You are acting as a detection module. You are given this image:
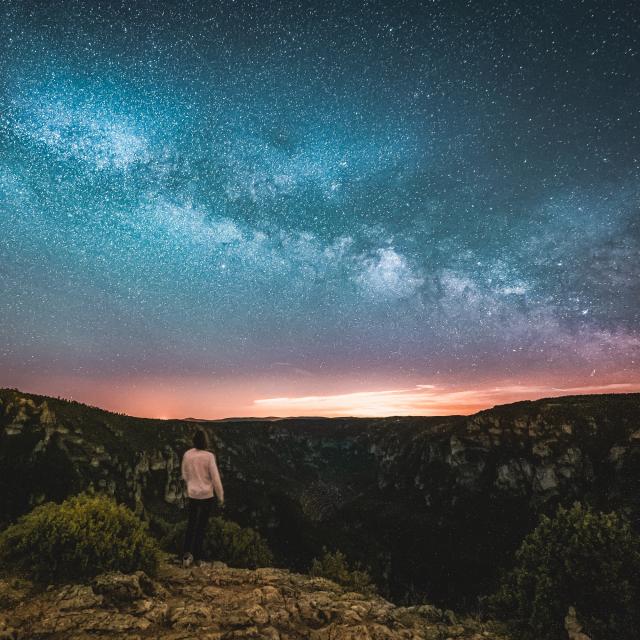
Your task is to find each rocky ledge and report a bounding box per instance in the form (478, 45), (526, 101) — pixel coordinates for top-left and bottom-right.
(0, 560), (509, 640)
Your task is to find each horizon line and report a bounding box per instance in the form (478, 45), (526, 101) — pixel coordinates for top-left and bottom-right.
(3, 382), (640, 422)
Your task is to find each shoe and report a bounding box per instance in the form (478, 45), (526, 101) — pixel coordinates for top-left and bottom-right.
(182, 552), (194, 569)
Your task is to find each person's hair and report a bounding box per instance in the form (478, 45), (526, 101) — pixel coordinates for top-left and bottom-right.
(193, 429), (208, 450)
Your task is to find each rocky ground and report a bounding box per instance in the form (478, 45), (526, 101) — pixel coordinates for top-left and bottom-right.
(0, 559), (510, 640)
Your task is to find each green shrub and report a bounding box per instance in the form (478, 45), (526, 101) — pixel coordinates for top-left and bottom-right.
(487, 502), (640, 640)
(162, 517), (274, 569)
(0, 493), (160, 583)
(310, 547), (376, 595)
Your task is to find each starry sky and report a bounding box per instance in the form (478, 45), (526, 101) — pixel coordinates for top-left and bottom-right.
(1, 0), (639, 418)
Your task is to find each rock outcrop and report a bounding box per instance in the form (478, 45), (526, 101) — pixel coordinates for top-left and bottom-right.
(564, 606), (592, 640)
(0, 560), (510, 640)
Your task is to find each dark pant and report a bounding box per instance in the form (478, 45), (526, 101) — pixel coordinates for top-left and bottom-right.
(182, 496), (215, 562)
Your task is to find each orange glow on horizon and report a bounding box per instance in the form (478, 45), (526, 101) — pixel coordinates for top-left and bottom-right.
(253, 382), (640, 417)
(7, 374), (640, 420)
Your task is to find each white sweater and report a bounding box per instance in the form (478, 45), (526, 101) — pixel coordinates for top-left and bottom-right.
(181, 448), (225, 502)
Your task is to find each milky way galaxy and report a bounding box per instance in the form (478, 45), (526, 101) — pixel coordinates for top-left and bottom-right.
(1, 0), (639, 418)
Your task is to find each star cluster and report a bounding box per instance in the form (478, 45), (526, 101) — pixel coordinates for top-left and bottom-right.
(1, 0), (639, 417)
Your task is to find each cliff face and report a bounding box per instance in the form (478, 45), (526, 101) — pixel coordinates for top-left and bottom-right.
(1, 388), (639, 606)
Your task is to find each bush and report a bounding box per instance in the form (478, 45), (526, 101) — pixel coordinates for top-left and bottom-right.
(310, 547), (376, 595)
(162, 516), (274, 569)
(487, 502), (640, 640)
(0, 493), (160, 583)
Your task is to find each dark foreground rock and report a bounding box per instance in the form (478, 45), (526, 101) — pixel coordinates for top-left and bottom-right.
(0, 560), (510, 639)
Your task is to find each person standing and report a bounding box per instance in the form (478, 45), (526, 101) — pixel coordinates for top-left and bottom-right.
(180, 429), (225, 568)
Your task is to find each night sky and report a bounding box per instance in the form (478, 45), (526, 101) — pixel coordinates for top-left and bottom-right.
(1, 0), (639, 418)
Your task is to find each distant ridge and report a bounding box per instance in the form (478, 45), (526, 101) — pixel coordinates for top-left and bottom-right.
(183, 415), (339, 422)
(183, 416), (284, 422)
(2, 386), (640, 422)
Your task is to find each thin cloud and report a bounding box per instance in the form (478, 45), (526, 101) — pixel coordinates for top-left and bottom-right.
(254, 382), (640, 417)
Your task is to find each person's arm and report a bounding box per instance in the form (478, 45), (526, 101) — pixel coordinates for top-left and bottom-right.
(209, 453), (224, 505)
(181, 452), (189, 483)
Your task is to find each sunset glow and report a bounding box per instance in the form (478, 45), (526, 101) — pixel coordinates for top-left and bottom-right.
(5, 373), (639, 420)
(254, 383), (640, 417)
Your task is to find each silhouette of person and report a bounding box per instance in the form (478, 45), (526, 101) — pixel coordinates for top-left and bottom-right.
(180, 429), (225, 567)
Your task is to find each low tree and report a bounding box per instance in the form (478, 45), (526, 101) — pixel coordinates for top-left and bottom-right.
(310, 547), (376, 595)
(0, 493), (160, 582)
(162, 517), (274, 569)
(488, 502), (640, 640)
